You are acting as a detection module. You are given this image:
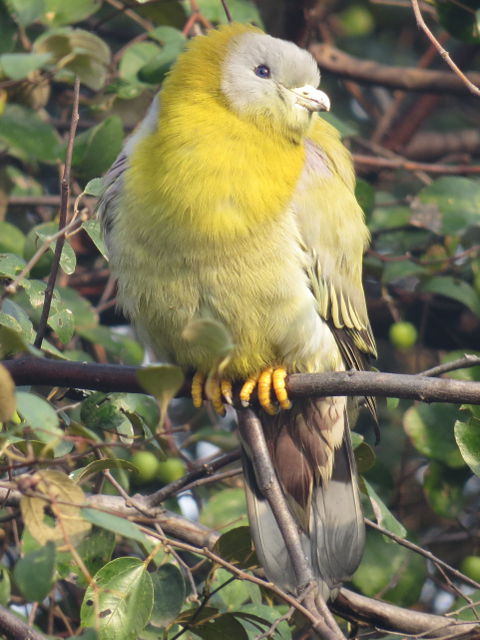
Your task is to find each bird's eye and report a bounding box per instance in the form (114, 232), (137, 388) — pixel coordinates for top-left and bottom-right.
(254, 64), (271, 79)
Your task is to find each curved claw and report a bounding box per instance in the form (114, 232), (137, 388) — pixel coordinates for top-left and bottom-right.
(205, 375), (226, 416)
(272, 367), (292, 410)
(239, 367), (292, 415)
(191, 371), (205, 409)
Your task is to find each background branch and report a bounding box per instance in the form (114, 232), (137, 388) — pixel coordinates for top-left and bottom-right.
(309, 43), (480, 94)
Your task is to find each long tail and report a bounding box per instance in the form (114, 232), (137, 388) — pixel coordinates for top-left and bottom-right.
(242, 397), (365, 599)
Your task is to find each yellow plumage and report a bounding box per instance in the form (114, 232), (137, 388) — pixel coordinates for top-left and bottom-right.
(99, 22), (375, 598)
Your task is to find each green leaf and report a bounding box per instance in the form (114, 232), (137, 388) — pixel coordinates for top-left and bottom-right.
(382, 259), (426, 284)
(436, 0), (480, 44)
(13, 541), (56, 602)
(72, 116), (123, 181)
(82, 219), (108, 259)
(418, 177), (480, 235)
(199, 0), (263, 25)
(48, 305), (75, 343)
(81, 508), (151, 546)
(119, 41), (162, 86)
(403, 403), (466, 467)
(355, 442), (376, 473)
(78, 325), (144, 365)
(79, 392), (134, 444)
(362, 478), (406, 538)
(0, 223), (25, 255)
(0, 567), (11, 606)
(136, 364), (184, 426)
(352, 530), (426, 606)
(423, 462), (470, 518)
(210, 568), (250, 610)
(235, 606), (291, 638)
(0, 252), (26, 278)
(0, 52), (51, 79)
(0, 299), (35, 346)
(0, 104), (62, 164)
(454, 416), (480, 476)
(419, 276), (480, 318)
(177, 609), (249, 640)
(0, 364), (16, 422)
(182, 318), (234, 368)
(5, 0), (45, 26)
(322, 111), (358, 137)
(0, 2), (18, 52)
(81, 557), (153, 640)
(16, 391), (62, 442)
(200, 488), (248, 532)
(84, 177), (104, 197)
(33, 27), (111, 90)
(214, 527), (256, 567)
(74, 458), (138, 483)
(42, 0), (101, 26)
(150, 563), (185, 628)
(57, 526), (115, 587)
(58, 285), (98, 330)
(138, 27), (185, 84)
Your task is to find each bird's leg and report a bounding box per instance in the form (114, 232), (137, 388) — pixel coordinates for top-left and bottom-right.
(240, 366), (292, 415)
(191, 371), (233, 415)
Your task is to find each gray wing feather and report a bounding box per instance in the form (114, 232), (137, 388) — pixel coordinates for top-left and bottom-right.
(97, 93), (161, 245)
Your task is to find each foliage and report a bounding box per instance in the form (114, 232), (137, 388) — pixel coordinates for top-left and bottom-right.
(0, 0), (479, 638)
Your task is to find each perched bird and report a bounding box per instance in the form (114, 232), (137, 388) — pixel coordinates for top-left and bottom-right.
(98, 22), (376, 599)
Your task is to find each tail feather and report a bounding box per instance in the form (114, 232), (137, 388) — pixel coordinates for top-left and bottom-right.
(242, 399), (364, 599)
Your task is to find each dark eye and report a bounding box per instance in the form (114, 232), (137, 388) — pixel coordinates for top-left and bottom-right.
(254, 64), (271, 79)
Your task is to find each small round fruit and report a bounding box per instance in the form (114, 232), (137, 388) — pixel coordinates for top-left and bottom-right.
(156, 457), (186, 484)
(131, 451), (160, 485)
(460, 555), (480, 582)
(389, 321), (418, 350)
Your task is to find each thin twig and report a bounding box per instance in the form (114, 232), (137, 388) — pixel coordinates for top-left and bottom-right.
(410, 0), (480, 97)
(354, 154), (480, 175)
(34, 77), (80, 349)
(220, 0), (232, 23)
(365, 519), (480, 591)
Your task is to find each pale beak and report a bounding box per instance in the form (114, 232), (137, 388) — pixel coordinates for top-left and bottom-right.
(291, 85), (331, 112)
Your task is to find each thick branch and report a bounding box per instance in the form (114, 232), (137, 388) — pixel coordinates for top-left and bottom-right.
(309, 43), (480, 94)
(334, 589), (479, 639)
(3, 357), (480, 405)
(0, 605), (47, 640)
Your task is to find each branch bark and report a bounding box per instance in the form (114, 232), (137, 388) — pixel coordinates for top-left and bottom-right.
(309, 43), (480, 94)
(3, 357), (480, 405)
(0, 605), (47, 640)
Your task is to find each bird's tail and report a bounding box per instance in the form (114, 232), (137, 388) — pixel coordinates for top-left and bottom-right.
(242, 397), (365, 599)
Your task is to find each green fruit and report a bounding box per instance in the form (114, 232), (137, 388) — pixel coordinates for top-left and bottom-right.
(339, 5), (374, 37)
(460, 555), (480, 582)
(131, 451), (160, 485)
(389, 321), (418, 350)
(156, 457), (186, 484)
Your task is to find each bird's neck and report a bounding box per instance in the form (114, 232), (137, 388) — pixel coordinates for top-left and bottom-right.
(127, 96), (306, 239)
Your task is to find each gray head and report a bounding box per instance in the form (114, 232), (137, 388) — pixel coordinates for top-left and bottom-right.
(221, 30), (330, 140)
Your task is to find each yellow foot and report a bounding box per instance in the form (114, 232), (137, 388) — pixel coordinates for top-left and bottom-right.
(239, 367), (292, 416)
(191, 372), (233, 415)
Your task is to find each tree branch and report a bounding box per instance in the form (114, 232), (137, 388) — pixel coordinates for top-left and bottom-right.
(3, 357), (480, 405)
(0, 605), (47, 640)
(309, 43), (480, 94)
(34, 76), (80, 349)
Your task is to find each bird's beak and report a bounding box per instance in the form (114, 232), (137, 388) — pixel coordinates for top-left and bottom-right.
(291, 85), (331, 112)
